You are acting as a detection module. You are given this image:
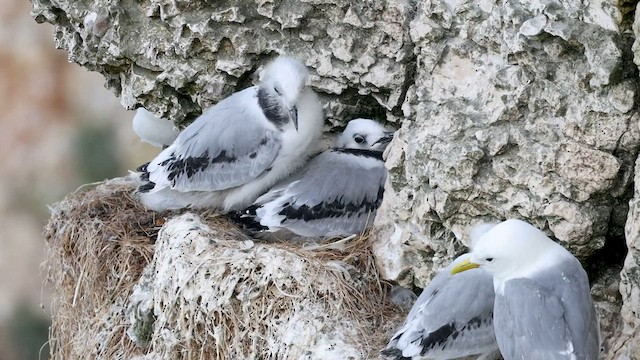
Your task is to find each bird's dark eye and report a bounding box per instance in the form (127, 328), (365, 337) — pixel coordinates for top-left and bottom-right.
(274, 86), (282, 95)
(486, 257), (494, 262)
(354, 135), (365, 144)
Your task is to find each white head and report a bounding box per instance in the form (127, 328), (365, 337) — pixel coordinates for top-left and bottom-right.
(335, 118), (394, 151)
(259, 56), (309, 129)
(468, 221), (499, 248)
(451, 219), (564, 283)
(132, 108), (179, 148)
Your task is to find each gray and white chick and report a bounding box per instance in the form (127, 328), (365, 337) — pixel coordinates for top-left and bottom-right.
(136, 56), (324, 212)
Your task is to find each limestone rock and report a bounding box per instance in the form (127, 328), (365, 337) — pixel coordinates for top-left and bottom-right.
(125, 213), (392, 359)
(612, 154), (640, 359)
(30, 0), (414, 127)
(373, 0), (639, 287)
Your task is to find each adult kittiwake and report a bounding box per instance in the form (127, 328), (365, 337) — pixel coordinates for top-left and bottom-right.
(451, 219), (601, 360)
(382, 225), (499, 360)
(136, 56), (324, 212)
(132, 108), (180, 148)
(243, 118), (393, 238)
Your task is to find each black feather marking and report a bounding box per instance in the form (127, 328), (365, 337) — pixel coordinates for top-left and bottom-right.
(136, 162), (150, 172)
(379, 348), (411, 360)
(227, 207), (269, 232)
(210, 150), (235, 164)
(417, 315), (488, 354)
(465, 316), (484, 328)
(257, 87), (288, 127)
(138, 181), (156, 193)
(140, 171), (150, 181)
(158, 150), (236, 185)
(419, 323), (457, 354)
(332, 148), (384, 160)
(278, 186), (384, 221)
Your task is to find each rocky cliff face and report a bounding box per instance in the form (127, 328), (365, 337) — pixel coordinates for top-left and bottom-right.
(32, 0), (414, 127)
(32, 0), (640, 358)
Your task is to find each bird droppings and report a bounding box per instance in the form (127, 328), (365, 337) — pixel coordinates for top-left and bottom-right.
(43, 176), (405, 359)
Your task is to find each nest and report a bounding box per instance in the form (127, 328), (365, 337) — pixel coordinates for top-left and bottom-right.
(43, 176), (403, 359)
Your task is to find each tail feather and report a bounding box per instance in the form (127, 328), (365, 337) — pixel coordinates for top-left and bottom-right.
(136, 162), (150, 172)
(227, 206), (268, 232)
(379, 348), (410, 360)
(138, 181), (156, 193)
(136, 161), (153, 191)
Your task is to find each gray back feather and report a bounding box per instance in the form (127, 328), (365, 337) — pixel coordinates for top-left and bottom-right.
(495, 258), (600, 359)
(148, 87), (282, 192)
(254, 148), (386, 237)
(386, 254), (497, 358)
(276, 149), (384, 206)
(408, 254), (495, 335)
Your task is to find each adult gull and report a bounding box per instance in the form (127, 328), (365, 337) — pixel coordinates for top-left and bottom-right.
(451, 219), (601, 360)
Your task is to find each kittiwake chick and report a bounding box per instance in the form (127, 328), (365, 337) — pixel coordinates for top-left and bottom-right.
(244, 118), (393, 238)
(136, 56), (324, 212)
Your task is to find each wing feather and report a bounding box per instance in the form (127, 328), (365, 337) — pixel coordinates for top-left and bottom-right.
(146, 87), (282, 192)
(495, 259), (600, 359)
(254, 149), (386, 236)
(386, 254), (497, 359)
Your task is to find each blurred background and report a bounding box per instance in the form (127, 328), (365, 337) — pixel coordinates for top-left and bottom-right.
(0, 2), (161, 358)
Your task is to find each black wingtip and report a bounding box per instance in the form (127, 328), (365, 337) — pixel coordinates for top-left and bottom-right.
(138, 181), (156, 193)
(420, 323), (457, 355)
(227, 207), (268, 232)
(380, 348), (410, 360)
(136, 162), (150, 172)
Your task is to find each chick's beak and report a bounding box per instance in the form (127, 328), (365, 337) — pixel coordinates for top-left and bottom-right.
(373, 131), (395, 145)
(450, 259), (481, 275)
(289, 105), (298, 131)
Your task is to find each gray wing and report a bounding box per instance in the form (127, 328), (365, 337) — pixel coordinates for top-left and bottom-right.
(495, 258), (600, 359)
(384, 254), (497, 359)
(254, 149), (386, 237)
(146, 87), (281, 192)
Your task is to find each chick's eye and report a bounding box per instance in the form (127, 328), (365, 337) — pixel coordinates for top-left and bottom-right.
(274, 86), (282, 95)
(354, 135), (365, 144)
(486, 257), (494, 262)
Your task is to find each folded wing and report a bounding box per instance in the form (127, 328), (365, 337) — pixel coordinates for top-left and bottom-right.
(144, 89), (282, 193)
(254, 149), (386, 237)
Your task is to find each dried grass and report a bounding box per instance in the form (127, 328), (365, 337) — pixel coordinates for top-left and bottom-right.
(43, 176), (404, 360)
(43, 177), (161, 359)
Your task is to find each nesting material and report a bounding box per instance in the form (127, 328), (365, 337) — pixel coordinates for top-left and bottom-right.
(43, 177), (161, 359)
(44, 176), (401, 359)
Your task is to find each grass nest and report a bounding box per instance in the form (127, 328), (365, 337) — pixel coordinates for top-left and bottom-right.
(43, 176), (404, 359)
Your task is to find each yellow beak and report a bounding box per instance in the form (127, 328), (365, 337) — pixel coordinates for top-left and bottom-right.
(450, 258), (481, 275)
